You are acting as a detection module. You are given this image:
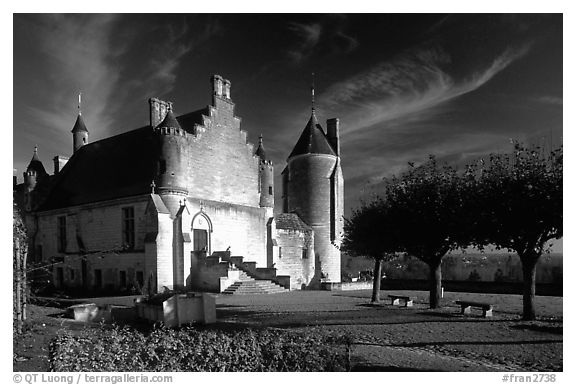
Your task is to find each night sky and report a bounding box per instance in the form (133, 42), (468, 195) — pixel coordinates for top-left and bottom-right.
(13, 14), (563, 225)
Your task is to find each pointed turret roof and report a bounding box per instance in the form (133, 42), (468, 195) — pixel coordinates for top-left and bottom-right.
(157, 109), (182, 130)
(254, 134), (268, 161)
(71, 114), (88, 133)
(288, 111), (336, 159)
(26, 146), (48, 176)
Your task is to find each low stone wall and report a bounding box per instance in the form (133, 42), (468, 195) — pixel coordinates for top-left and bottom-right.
(320, 281), (374, 291)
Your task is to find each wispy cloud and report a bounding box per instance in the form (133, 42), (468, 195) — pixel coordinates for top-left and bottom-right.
(286, 16), (358, 64)
(320, 44), (531, 135)
(23, 14), (122, 140)
(134, 19), (222, 97)
(534, 95), (563, 105)
(287, 22), (322, 63)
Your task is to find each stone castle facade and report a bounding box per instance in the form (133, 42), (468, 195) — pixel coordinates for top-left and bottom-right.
(14, 74), (344, 294)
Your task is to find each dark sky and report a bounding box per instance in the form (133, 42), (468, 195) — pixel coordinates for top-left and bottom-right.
(13, 14), (562, 224)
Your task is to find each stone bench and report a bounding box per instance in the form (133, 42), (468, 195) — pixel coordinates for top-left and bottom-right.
(388, 295), (413, 307)
(455, 300), (493, 317)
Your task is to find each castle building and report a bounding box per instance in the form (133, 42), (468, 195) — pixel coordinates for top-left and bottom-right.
(14, 74), (343, 294)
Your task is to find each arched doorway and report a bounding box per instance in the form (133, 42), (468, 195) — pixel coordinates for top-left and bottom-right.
(191, 211), (212, 257)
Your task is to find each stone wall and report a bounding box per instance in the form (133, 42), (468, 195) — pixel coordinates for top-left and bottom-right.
(185, 197), (269, 267)
(268, 217), (315, 290)
(34, 196), (150, 291)
(185, 98), (261, 208)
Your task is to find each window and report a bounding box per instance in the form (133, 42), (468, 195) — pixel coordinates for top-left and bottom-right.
(268, 186), (273, 195)
(136, 271), (144, 288)
(122, 207), (135, 249)
(278, 247), (282, 259)
(302, 248), (308, 259)
(70, 269), (75, 281)
(57, 216), (66, 252)
(119, 271), (127, 288)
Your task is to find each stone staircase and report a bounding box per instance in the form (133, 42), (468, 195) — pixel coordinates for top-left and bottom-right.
(222, 270), (289, 295)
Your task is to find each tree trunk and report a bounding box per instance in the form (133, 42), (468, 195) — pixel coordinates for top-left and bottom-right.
(428, 259), (442, 309)
(521, 255), (538, 321)
(371, 258), (383, 303)
(14, 238), (23, 334)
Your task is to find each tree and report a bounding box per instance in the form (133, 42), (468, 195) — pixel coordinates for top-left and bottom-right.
(342, 198), (399, 303)
(13, 202), (28, 334)
(471, 143), (562, 320)
(384, 156), (466, 308)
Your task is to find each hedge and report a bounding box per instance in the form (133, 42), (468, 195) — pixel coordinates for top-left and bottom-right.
(50, 325), (350, 371)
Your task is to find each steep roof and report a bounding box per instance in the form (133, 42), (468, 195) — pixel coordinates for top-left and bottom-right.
(254, 135), (268, 161)
(39, 126), (158, 210)
(275, 213), (312, 232)
(35, 106), (237, 211)
(288, 111), (336, 159)
(71, 114), (88, 133)
(157, 109), (182, 130)
(175, 107), (210, 134)
(26, 148), (48, 176)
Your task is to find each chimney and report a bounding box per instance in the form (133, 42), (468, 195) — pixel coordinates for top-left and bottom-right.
(326, 118), (340, 156)
(223, 79), (231, 99)
(149, 98), (173, 128)
(211, 75), (224, 98)
(53, 156), (69, 175)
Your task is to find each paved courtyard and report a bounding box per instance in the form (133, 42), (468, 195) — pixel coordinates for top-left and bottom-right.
(215, 290), (563, 371)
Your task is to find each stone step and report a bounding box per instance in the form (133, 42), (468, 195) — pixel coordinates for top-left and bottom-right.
(222, 279), (288, 295)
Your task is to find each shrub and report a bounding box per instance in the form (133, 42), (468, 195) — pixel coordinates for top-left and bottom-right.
(50, 325), (350, 372)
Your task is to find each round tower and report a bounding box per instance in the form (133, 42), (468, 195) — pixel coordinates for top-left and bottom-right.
(24, 146), (47, 190)
(153, 107), (189, 214)
(71, 113), (89, 153)
(23, 146), (48, 210)
(284, 109), (343, 285)
(255, 135), (274, 208)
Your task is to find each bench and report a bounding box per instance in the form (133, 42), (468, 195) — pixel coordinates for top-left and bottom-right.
(388, 295), (413, 307)
(455, 300), (493, 317)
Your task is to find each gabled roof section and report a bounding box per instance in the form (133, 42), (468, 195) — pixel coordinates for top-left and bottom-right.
(148, 194), (170, 215)
(71, 114), (88, 133)
(288, 111), (336, 159)
(176, 107), (210, 134)
(275, 213), (313, 232)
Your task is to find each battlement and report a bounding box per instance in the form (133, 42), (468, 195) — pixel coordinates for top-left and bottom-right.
(155, 125), (187, 137)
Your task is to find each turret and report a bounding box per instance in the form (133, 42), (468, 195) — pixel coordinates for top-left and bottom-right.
(72, 93), (88, 153)
(152, 103), (188, 214)
(71, 114), (89, 153)
(283, 104), (344, 285)
(255, 134), (274, 208)
(23, 146), (48, 211)
(24, 146), (47, 192)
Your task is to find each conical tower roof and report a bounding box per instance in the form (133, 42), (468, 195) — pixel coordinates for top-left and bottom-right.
(254, 135), (268, 161)
(288, 110), (336, 159)
(157, 109), (182, 130)
(71, 114), (88, 133)
(26, 147), (48, 176)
